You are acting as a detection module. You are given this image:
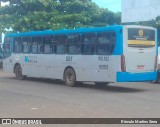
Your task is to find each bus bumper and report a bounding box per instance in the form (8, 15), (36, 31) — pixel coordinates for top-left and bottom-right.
(116, 71), (158, 82)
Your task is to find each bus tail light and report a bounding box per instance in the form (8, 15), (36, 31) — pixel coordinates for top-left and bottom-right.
(121, 55), (126, 72)
(154, 55), (158, 71)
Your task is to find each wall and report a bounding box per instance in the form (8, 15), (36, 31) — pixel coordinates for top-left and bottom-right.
(122, 0), (160, 23)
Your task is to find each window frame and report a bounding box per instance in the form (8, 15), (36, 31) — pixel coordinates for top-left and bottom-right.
(66, 34), (81, 55)
(14, 37), (22, 53)
(32, 36), (43, 54)
(55, 34), (67, 54)
(3, 37), (12, 54)
(43, 35), (55, 54)
(97, 31), (116, 55)
(22, 36), (32, 54)
(81, 32), (97, 55)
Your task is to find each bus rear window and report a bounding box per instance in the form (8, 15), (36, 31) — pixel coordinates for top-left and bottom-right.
(128, 28), (155, 48)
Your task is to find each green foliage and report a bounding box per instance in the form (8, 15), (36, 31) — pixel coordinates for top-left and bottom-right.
(0, 0), (121, 32)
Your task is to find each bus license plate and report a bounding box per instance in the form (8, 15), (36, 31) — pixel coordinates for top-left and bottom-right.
(137, 65), (145, 69)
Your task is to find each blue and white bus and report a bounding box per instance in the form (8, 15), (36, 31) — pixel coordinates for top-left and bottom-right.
(2, 25), (158, 86)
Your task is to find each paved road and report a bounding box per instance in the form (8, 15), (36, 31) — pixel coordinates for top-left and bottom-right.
(0, 68), (160, 127)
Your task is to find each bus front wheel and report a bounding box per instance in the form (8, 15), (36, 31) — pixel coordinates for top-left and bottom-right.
(64, 68), (76, 87)
(15, 65), (25, 80)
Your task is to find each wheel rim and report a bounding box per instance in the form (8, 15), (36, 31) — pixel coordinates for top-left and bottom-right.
(67, 72), (73, 83)
(64, 68), (76, 86)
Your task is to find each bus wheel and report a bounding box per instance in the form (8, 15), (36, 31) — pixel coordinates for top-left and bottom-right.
(15, 65), (25, 80)
(95, 82), (109, 87)
(64, 68), (76, 87)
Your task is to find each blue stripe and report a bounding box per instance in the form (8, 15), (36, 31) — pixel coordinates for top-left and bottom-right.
(117, 71), (158, 82)
(5, 25), (124, 55)
(5, 25), (123, 37)
(112, 28), (123, 55)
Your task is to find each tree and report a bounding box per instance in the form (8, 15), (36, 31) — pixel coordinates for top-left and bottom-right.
(0, 0), (121, 32)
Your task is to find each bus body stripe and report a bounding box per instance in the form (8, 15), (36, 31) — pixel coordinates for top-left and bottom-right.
(117, 71), (157, 82)
(128, 40), (155, 46)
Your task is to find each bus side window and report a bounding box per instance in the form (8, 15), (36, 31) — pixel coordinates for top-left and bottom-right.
(97, 32), (114, 55)
(55, 35), (66, 54)
(14, 37), (22, 53)
(67, 34), (80, 55)
(44, 35), (54, 54)
(82, 33), (96, 55)
(22, 37), (32, 53)
(32, 36), (43, 54)
(3, 37), (12, 58)
(111, 32), (116, 53)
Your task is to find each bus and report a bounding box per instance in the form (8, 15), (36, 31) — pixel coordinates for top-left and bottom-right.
(2, 25), (158, 86)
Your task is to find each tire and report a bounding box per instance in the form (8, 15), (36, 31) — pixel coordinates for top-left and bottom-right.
(15, 65), (25, 80)
(64, 68), (76, 87)
(95, 82), (109, 87)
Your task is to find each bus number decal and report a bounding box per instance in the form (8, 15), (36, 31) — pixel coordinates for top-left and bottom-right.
(98, 56), (109, 61)
(66, 56), (73, 62)
(99, 65), (108, 69)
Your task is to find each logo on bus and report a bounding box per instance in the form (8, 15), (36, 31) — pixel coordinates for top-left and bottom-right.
(24, 56), (37, 63)
(138, 29), (144, 37)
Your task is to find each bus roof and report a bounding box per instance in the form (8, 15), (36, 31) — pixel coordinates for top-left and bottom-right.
(5, 25), (123, 37)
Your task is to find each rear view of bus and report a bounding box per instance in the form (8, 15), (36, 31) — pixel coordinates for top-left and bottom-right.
(117, 26), (157, 82)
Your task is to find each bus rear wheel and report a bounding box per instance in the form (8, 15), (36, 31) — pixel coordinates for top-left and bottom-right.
(64, 68), (76, 87)
(15, 65), (25, 80)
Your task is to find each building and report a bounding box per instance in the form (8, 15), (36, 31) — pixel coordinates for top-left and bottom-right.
(122, 0), (160, 23)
